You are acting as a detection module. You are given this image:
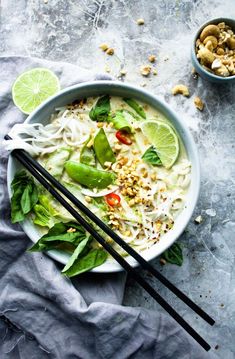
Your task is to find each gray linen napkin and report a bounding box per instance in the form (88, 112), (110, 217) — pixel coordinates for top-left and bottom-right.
(0, 56), (214, 359)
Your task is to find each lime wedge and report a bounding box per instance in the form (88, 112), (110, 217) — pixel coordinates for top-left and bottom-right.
(140, 120), (179, 168)
(12, 68), (60, 114)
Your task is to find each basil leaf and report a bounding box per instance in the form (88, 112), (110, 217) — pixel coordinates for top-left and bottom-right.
(89, 95), (110, 122)
(63, 248), (108, 277)
(108, 110), (132, 133)
(142, 146), (162, 166)
(11, 186), (25, 223)
(11, 170), (38, 223)
(123, 98), (146, 119)
(162, 243), (183, 266)
(62, 236), (91, 272)
(28, 222), (87, 252)
(20, 185), (32, 214)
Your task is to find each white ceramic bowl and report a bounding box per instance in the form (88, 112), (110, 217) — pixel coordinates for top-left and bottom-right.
(7, 81), (200, 272)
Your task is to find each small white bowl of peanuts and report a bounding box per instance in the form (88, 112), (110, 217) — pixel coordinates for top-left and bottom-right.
(191, 18), (235, 83)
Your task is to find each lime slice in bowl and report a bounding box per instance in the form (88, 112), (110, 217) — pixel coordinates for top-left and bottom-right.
(12, 68), (60, 114)
(140, 120), (179, 169)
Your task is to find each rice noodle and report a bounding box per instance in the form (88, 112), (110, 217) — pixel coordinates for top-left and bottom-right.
(4, 99), (191, 255)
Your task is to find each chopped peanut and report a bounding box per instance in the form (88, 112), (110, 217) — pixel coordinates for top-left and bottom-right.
(106, 48), (114, 55)
(104, 161), (112, 168)
(129, 199), (135, 207)
(194, 215), (203, 224)
(194, 96), (204, 111)
(132, 149), (139, 155)
(140, 65), (151, 76)
(114, 144), (122, 151)
(99, 43), (109, 51)
(148, 55), (156, 63)
(67, 227), (76, 233)
(137, 18), (145, 25)
(119, 157), (128, 166)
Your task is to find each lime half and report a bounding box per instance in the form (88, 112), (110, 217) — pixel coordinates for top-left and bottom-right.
(140, 120), (179, 169)
(12, 68), (60, 114)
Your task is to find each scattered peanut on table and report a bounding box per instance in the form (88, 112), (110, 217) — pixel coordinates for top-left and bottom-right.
(196, 22), (235, 77)
(136, 18), (145, 25)
(148, 55), (156, 63)
(194, 96), (204, 111)
(171, 84), (189, 97)
(140, 65), (152, 76)
(106, 48), (114, 56)
(99, 43), (109, 51)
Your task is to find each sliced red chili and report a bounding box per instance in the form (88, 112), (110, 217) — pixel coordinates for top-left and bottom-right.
(105, 193), (121, 207)
(115, 130), (132, 145)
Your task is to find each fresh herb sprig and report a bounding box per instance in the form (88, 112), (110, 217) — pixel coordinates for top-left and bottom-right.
(161, 243), (183, 266)
(11, 170), (38, 223)
(142, 146), (162, 166)
(89, 95), (110, 122)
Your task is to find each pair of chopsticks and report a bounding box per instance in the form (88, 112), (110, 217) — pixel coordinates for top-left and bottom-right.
(5, 134), (215, 351)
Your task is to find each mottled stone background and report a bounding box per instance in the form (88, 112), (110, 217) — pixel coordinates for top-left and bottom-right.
(1, 0), (235, 357)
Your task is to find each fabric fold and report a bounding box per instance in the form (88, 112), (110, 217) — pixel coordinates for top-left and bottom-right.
(0, 56), (214, 359)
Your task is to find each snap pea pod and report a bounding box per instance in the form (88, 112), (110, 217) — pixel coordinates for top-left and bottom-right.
(80, 137), (96, 167)
(65, 161), (116, 189)
(93, 128), (116, 168)
(108, 111), (132, 133)
(123, 98), (146, 119)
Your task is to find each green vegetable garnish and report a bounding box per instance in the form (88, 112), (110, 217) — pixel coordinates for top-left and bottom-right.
(45, 148), (71, 179)
(62, 248), (107, 277)
(29, 221), (107, 276)
(61, 236), (91, 273)
(93, 128), (116, 167)
(142, 146), (162, 166)
(162, 243), (183, 266)
(10, 170), (38, 223)
(33, 204), (54, 228)
(29, 222), (87, 252)
(33, 194), (58, 228)
(108, 110), (132, 133)
(65, 161), (116, 189)
(80, 137), (96, 167)
(89, 95), (110, 122)
(123, 98), (146, 119)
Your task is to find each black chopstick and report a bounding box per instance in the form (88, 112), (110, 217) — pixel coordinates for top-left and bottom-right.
(8, 147), (211, 351)
(5, 136), (213, 351)
(5, 135), (215, 327)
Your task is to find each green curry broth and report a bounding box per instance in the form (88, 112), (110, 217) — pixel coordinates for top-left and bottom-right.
(35, 96), (191, 256)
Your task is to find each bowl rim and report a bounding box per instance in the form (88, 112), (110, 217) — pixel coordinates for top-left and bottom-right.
(191, 17), (235, 81)
(7, 80), (201, 273)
